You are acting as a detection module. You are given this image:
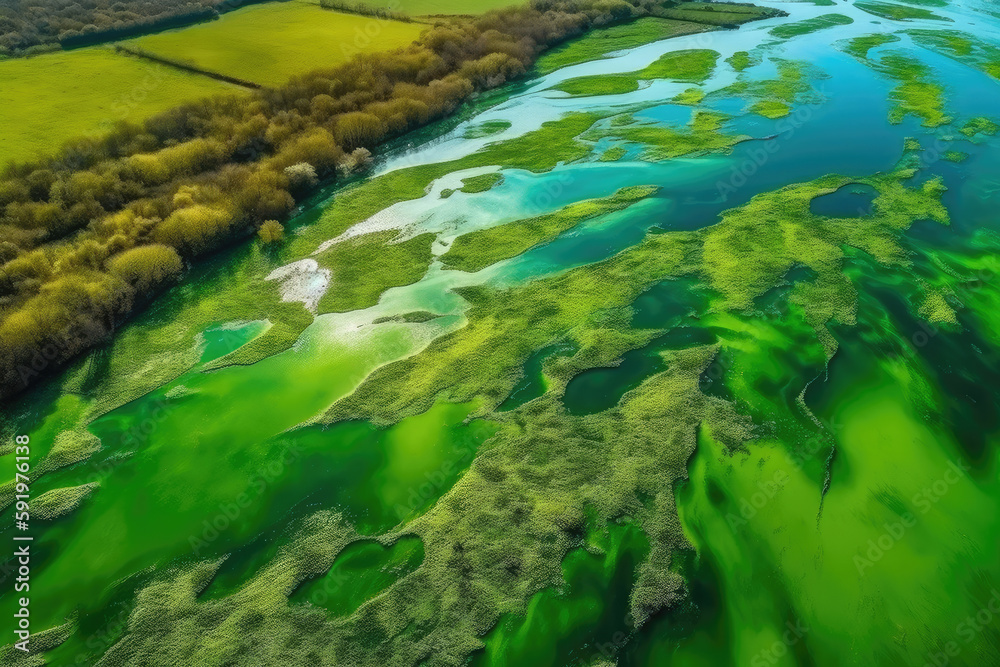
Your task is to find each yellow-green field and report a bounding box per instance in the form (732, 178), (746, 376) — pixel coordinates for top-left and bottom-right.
(127, 1), (426, 87)
(327, 0), (523, 14)
(0, 48), (235, 168)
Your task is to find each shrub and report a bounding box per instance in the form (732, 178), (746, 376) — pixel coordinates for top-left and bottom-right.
(106, 244), (184, 293)
(154, 205), (233, 255)
(284, 163), (319, 193)
(258, 220), (285, 244)
(336, 148), (373, 178)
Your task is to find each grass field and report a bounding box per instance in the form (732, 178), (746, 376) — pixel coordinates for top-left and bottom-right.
(0, 48), (234, 168)
(319, 0), (522, 14)
(127, 1), (426, 87)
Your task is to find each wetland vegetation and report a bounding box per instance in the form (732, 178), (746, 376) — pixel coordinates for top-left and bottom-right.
(2, 0), (1000, 665)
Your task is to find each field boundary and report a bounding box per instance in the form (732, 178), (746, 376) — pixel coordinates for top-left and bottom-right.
(317, 0), (414, 22)
(114, 44), (262, 89)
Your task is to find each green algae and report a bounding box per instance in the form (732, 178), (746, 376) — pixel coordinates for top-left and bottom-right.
(442, 173), (503, 198)
(671, 302), (1000, 665)
(880, 53), (952, 127)
(497, 342), (577, 412)
(960, 117), (1000, 137)
(534, 17), (711, 75)
(641, 49), (719, 82)
(908, 28), (974, 56)
(725, 58), (824, 119)
(463, 120), (511, 139)
(16, 151), (968, 665)
(554, 74), (639, 97)
(324, 165), (947, 429)
(458, 172), (503, 194)
(658, 1), (778, 26)
(591, 110), (745, 160)
(440, 186), (659, 273)
(0, 112), (613, 533)
(84, 345), (738, 666)
(37, 429), (102, 476)
(672, 86), (706, 105)
(470, 521), (650, 666)
(372, 311), (441, 324)
(907, 29), (1000, 81)
(8, 12), (1000, 660)
(749, 99), (791, 119)
(598, 145), (627, 161)
(725, 50), (758, 72)
(855, 0), (951, 21)
(841, 33), (901, 59)
(768, 13), (853, 39)
(700, 172), (948, 314)
(845, 45), (953, 128)
(554, 49), (719, 97)
(290, 112), (607, 258)
(30, 482), (99, 521)
(314, 232), (434, 314)
(289, 535), (425, 617)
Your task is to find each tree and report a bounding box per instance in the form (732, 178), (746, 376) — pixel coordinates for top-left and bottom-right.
(284, 163), (319, 194)
(336, 148), (373, 178)
(258, 220), (285, 244)
(106, 244), (183, 293)
(334, 112), (386, 150)
(154, 204), (233, 254)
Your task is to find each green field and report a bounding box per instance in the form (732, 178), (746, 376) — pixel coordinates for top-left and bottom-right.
(127, 1), (427, 87)
(0, 48), (234, 168)
(0, 1), (431, 166)
(322, 0), (522, 14)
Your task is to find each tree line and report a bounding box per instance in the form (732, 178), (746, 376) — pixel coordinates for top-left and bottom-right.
(317, 0), (413, 23)
(0, 0), (678, 399)
(0, 0), (267, 55)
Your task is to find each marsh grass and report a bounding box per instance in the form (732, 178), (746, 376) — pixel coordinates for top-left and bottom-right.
(554, 49), (720, 97)
(855, 0), (951, 22)
(440, 186), (659, 273)
(35, 149), (959, 665)
(534, 17), (711, 75)
(769, 13), (852, 39)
